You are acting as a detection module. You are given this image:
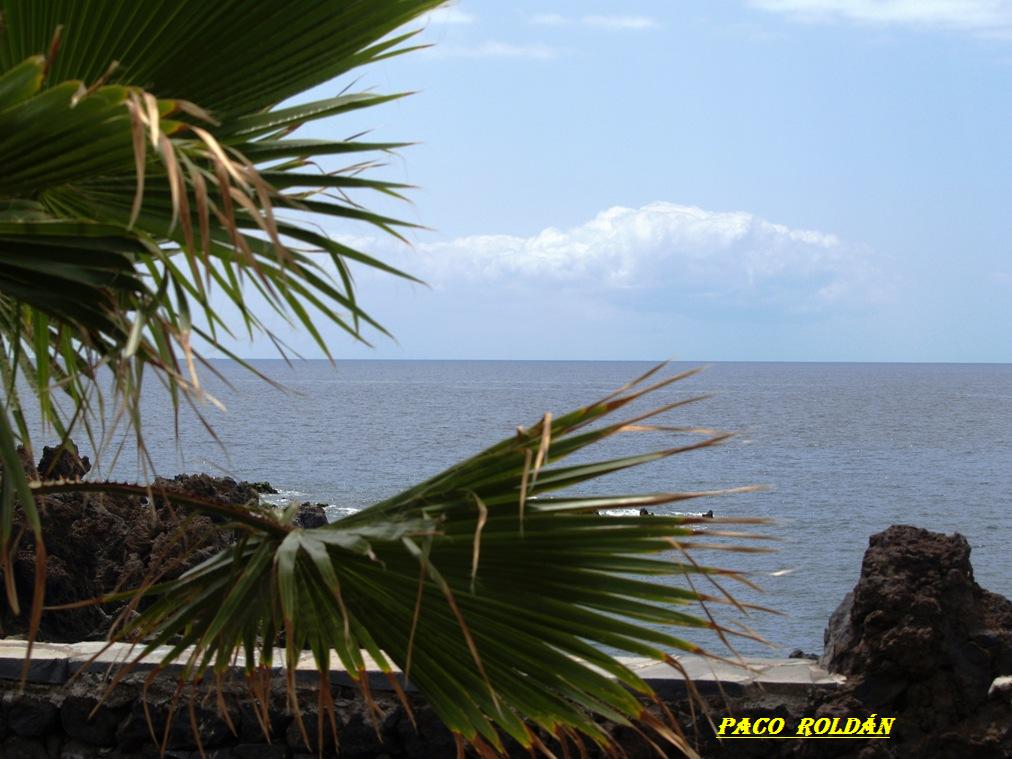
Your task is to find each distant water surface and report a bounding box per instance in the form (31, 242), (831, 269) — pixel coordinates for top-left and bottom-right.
(43, 361), (1012, 657)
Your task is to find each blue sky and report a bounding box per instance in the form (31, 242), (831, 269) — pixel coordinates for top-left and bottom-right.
(225, 1), (1012, 362)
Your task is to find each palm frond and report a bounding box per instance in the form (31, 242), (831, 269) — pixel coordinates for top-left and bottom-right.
(0, 4), (773, 756)
(89, 367), (766, 756)
(0, 0), (440, 607)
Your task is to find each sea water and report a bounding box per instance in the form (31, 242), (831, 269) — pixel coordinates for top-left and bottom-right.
(40, 360), (1012, 657)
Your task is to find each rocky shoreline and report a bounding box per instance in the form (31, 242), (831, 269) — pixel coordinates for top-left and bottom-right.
(694, 525), (1012, 758)
(1, 444), (1010, 757)
(1, 442), (330, 643)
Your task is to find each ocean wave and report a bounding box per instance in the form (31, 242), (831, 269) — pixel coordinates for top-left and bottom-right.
(258, 492), (361, 525)
(598, 508), (712, 519)
(325, 505), (360, 522)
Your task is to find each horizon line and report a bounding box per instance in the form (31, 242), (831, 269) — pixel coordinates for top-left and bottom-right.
(207, 357), (1012, 366)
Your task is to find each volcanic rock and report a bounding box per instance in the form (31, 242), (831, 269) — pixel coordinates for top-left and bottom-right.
(0, 446), (276, 641)
(788, 648), (818, 661)
(36, 441), (91, 481)
(815, 524), (1012, 756)
(294, 502), (329, 529)
(248, 481), (278, 494)
(151, 472), (260, 507)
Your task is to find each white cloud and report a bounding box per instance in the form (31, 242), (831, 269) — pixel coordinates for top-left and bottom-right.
(528, 13), (660, 30)
(420, 5), (476, 24)
(428, 41), (562, 59)
(749, 0), (1012, 37)
(581, 15), (660, 30)
(354, 202), (890, 314)
(530, 12), (567, 26)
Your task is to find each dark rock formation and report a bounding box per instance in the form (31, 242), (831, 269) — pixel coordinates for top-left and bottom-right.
(0, 445), (38, 481)
(814, 525), (1012, 756)
(5, 695), (57, 737)
(248, 481), (278, 494)
(116, 697), (234, 751)
(677, 526), (1012, 758)
(60, 696), (124, 746)
(294, 502), (329, 529)
(819, 589), (855, 670)
(788, 648), (818, 661)
(152, 473), (261, 509)
(36, 441), (91, 481)
(0, 674), (457, 759)
(1, 446), (279, 642)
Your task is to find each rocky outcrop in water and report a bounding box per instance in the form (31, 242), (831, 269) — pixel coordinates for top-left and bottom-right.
(811, 525), (1012, 757)
(294, 502), (329, 529)
(681, 526), (1012, 758)
(151, 472), (261, 511)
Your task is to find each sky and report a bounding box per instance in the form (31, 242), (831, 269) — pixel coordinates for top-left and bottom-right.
(217, 1), (1012, 362)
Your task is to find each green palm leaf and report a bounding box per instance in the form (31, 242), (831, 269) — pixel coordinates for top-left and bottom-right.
(66, 368), (767, 756)
(0, 3), (771, 756)
(0, 0), (441, 553)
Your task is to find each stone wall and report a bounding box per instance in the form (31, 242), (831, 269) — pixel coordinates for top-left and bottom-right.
(0, 644), (835, 759)
(1, 672), (453, 759)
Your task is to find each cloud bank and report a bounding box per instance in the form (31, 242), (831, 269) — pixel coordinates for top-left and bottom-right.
(750, 0), (1012, 37)
(212, 203), (894, 360)
(361, 202), (889, 315)
(530, 13), (660, 30)
(582, 15), (659, 30)
(428, 41), (562, 59)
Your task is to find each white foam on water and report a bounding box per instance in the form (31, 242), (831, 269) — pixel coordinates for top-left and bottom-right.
(325, 505), (360, 522)
(259, 493), (361, 524)
(258, 490), (305, 508)
(598, 509), (711, 518)
(598, 508), (640, 517)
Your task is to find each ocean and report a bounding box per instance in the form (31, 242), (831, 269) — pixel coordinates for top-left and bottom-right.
(52, 360), (1012, 658)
